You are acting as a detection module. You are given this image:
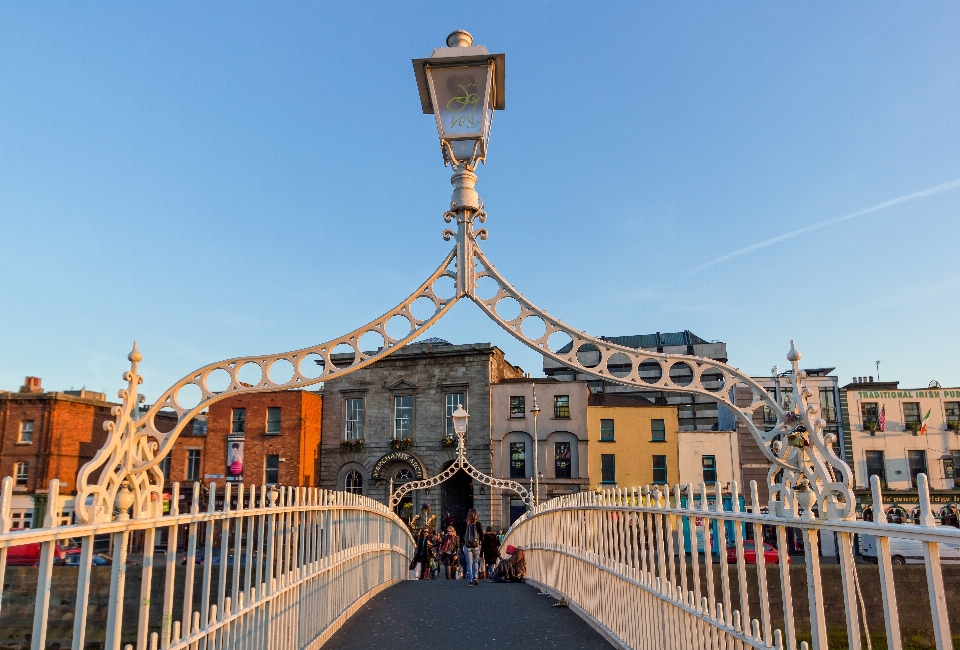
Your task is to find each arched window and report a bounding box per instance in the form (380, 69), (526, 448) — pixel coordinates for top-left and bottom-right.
(395, 468), (414, 482)
(345, 470), (363, 494)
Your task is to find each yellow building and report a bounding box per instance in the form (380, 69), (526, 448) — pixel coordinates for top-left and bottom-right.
(587, 394), (679, 490)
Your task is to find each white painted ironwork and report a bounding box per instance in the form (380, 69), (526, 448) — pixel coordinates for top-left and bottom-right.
(389, 429), (532, 510)
(505, 473), (958, 650)
(0, 475), (412, 650)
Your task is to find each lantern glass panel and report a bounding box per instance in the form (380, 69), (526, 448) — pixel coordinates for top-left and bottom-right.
(428, 64), (492, 139)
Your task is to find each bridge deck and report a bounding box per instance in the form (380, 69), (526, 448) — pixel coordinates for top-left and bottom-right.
(324, 578), (613, 649)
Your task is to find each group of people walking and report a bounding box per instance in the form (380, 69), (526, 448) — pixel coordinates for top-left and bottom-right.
(410, 509), (525, 584)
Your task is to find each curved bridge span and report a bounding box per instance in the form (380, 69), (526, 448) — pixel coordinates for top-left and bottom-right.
(2, 474), (956, 649)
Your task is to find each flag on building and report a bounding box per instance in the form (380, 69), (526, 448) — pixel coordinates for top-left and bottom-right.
(919, 409), (932, 435)
(878, 405), (886, 432)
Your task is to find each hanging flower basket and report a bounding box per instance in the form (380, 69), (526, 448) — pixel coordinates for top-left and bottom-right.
(340, 439), (365, 452)
(949, 421), (960, 434)
(441, 435), (456, 449)
(906, 422), (921, 434)
(391, 438), (413, 450)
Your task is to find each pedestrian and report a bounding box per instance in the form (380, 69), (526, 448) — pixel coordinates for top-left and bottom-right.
(481, 525), (500, 579)
(417, 528), (435, 580)
(497, 527), (506, 545)
(462, 508), (483, 586)
(440, 526), (459, 579)
(442, 511), (454, 530)
(411, 528), (426, 579)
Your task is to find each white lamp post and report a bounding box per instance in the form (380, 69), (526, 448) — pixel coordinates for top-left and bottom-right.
(530, 385), (540, 505)
(451, 404), (469, 438)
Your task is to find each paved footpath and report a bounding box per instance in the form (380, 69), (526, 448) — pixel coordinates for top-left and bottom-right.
(324, 578), (613, 649)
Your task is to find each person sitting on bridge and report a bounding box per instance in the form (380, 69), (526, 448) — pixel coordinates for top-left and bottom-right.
(490, 544), (525, 583)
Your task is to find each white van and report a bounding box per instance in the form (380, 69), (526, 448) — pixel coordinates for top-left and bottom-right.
(860, 529), (960, 565)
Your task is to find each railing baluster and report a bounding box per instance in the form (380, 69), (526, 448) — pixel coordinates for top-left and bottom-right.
(182, 483), (201, 640)
(870, 475), (902, 650)
(31, 478), (62, 650)
(161, 483), (181, 650)
(730, 481), (750, 628)
(918, 474), (953, 650)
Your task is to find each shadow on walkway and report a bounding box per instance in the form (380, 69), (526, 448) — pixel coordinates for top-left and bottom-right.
(324, 578), (613, 649)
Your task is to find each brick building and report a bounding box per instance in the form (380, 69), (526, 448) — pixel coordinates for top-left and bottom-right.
(204, 390), (321, 489)
(320, 340), (523, 530)
(0, 376), (206, 528)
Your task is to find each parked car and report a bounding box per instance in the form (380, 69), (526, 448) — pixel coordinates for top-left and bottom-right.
(5, 539), (79, 566)
(53, 552), (113, 567)
(860, 531), (960, 565)
(726, 540), (790, 565)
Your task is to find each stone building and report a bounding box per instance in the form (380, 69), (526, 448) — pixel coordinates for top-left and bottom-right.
(204, 389), (321, 489)
(319, 340), (523, 530)
(490, 378), (589, 524)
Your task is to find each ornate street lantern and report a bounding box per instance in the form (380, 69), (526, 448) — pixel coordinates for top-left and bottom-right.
(451, 404), (469, 436)
(413, 30), (505, 169)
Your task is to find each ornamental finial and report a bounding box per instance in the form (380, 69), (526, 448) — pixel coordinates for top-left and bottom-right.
(129, 341), (142, 364)
(787, 340), (801, 363)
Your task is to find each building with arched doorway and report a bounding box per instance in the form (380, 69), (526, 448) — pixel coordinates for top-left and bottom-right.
(319, 340), (524, 530)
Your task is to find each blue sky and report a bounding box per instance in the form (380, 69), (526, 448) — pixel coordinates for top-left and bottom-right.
(2, 2), (959, 403)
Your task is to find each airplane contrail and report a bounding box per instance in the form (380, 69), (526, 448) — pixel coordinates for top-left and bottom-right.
(694, 177), (960, 271)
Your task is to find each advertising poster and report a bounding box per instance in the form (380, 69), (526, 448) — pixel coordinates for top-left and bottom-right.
(227, 436), (244, 482)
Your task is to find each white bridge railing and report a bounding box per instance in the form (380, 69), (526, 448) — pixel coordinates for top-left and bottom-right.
(506, 474), (958, 650)
(0, 477), (413, 650)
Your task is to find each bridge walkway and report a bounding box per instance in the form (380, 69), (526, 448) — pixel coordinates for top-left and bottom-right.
(324, 578), (613, 649)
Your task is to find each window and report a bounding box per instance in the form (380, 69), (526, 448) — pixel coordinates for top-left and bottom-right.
(445, 393), (465, 436)
(947, 402), (960, 424)
(652, 455), (667, 484)
(865, 451), (886, 487)
(14, 461), (29, 486)
(266, 407), (281, 435)
(265, 455), (280, 485)
(554, 395), (570, 419)
(510, 442), (526, 478)
(702, 455), (717, 484)
(763, 388), (778, 424)
(232, 408), (246, 434)
(11, 511), (32, 529)
(186, 450), (201, 482)
(651, 419), (666, 442)
(394, 396), (413, 439)
(600, 419), (615, 441)
(908, 450), (928, 488)
(510, 396), (525, 419)
(159, 456), (171, 482)
(819, 388), (838, 422)
(953, 451), (960, 481)
(903, 402), (922, 425)
(555, 442), (572, 479)
(192, 420), (207, 436)
(861, 402), (878, 426)
(345, 470), (363, 494)
(18, 420), (34, 444)
(395, 468), (414, 482)
(345, 398), (364, 440)
(600, 454), (616, 484)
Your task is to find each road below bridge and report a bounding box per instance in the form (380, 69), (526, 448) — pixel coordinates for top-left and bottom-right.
(324, 578), (613, 649)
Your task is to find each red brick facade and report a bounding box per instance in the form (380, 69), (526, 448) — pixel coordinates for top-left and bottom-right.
(204, 390), (321, 488)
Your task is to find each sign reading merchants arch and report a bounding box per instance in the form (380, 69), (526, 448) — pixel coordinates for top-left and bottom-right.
(372, 451), (425, 480)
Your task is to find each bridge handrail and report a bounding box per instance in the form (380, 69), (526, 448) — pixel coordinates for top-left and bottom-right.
(505, 473), (953, 650)
(0, 476), (414, 650)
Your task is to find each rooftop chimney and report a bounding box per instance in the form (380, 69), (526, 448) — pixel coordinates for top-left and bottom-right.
(19, 376), (42, 394)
